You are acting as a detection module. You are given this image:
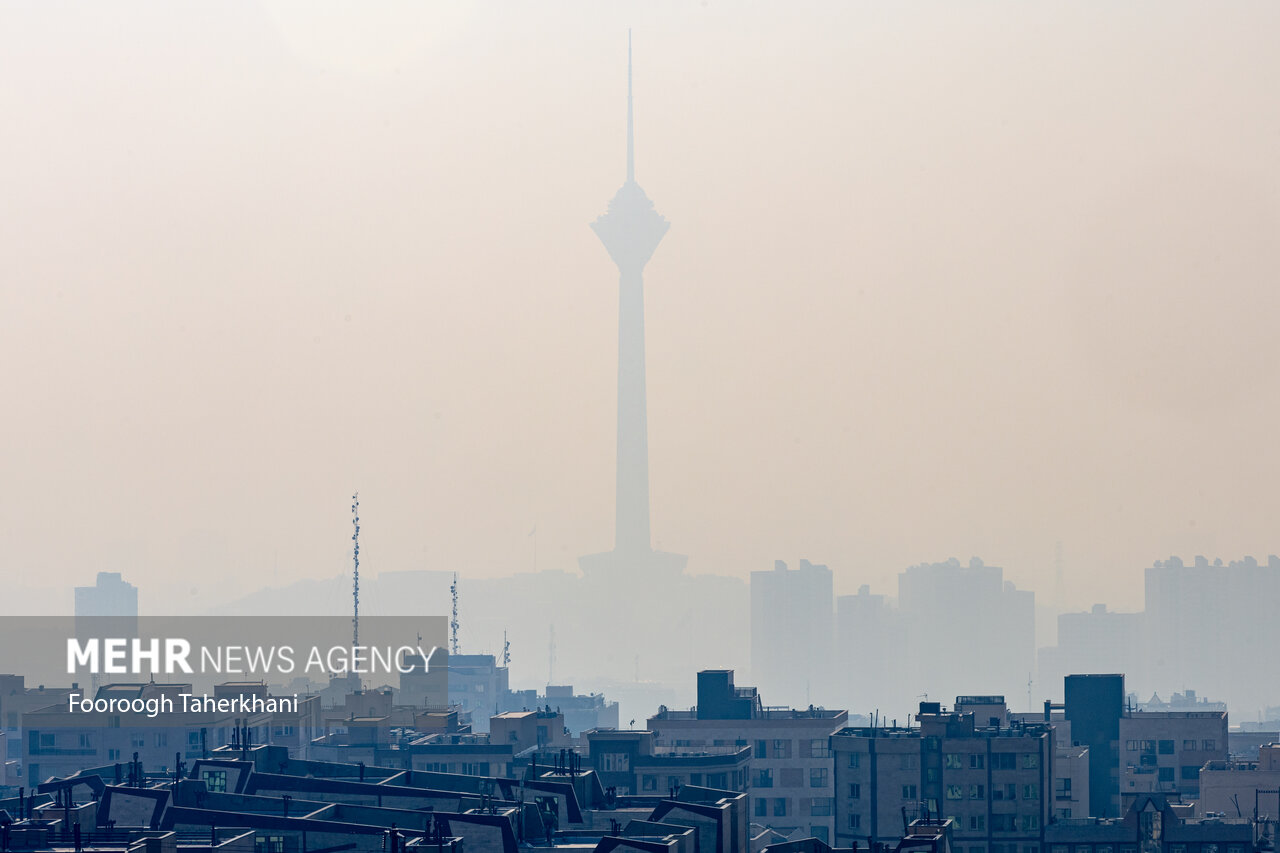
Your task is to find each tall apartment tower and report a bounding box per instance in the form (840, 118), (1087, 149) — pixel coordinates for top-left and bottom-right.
(751, 559), (834, 708)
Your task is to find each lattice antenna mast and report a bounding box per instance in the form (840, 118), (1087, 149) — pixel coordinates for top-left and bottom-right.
(450, 573), (460, 655)
(351, 492), (361, 650)
(502, 631), (511, 667)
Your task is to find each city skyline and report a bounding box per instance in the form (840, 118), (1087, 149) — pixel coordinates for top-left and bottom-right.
(3, 2), (1279, 618)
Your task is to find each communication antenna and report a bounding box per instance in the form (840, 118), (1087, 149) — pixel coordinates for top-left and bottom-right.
(502, 631), (511, 667)
(450, 573), (460, 654)
(351, 492), (361, 650)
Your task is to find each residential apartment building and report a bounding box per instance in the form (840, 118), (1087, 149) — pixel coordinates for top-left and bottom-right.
(647, 669), (847, 843)
(585, 728), (751, 796)
(831, 699), (1053, 853)
(1118, 711), (1227, 804)
(1197, 743), (1280, 818)
(750, 559), (834, 709)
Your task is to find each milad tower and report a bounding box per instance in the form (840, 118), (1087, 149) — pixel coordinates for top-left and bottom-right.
(579, 34), (687, 585)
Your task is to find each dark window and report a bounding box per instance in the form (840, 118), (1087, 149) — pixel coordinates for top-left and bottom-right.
(1181, 766), (1200, 780)
(1158, 740), (1175, 755)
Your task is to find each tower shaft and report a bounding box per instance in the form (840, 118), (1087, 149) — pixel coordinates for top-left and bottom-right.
(615, 266), (650, 553)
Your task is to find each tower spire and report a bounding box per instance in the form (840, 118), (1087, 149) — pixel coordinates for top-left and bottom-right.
(626, 29), (634, 183)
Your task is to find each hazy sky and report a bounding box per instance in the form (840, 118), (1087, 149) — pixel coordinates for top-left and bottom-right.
(3, 1), (1277, 615)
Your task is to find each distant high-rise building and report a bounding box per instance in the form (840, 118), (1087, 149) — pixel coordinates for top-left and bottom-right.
(897, 558), (1035, 710)
(74, 571), (138, 621)
(751, 560), (833, 708)
(74, 573), (139, 688)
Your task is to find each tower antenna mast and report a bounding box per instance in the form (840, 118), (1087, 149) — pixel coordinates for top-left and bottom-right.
(351, 492), (360, 650)
(450, 573), (460, 655)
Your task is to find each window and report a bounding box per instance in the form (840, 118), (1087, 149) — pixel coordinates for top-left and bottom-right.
(1181, 766), (1200, 780)
(189, 731), (203, 745)
(926, 799), (939, 814)
(1056, 777), (1072, 795)
(773, 798), (787, 817)
(947, 785), (964, 800)
(642, 775), (657, 791)
(1022, 753), (1040, 769)
(849, 814), (862, 830)
(992, 814), (1016, 832)
(708, 773), (728, 788)
(1026, 846), (1041, 853)
(1158, 740), (1175, 755)
(810, 798), (832, 816)
(946, 753), (963, 769)
(810, 768), (828, 788)
(1056, 809), (1071, 819)
(971, 754), (985, 769)
(970, 784), (985, 799)
(1023, 784), (1040, 800)
(255, 837), (285, 853)
(108, 748), (121, 761)
(924, 737), (940, 752)
(755, 798), (767, 817)
(601, 753), (629, 772)
(812, 826), (830, 843)
(773, 739), (793, 759)
(154, 732), (167, 747)
(848, 752), (861, 769)
(689, 772), (702, 787)
(926, 768), (938, 782)
(849, 783), (861, 799)
(810, 739), (832, 758)
(78, 733), (92, 748)
(668, 776), (681, 791)
(203, 770), (227, 792)
(755, 768), (774, 788)
(901, 755), (919, 770)
(1127, 740), (1139, 751)
(903, 785), (918, 799)
(1158, 768), (1174, 782)
(970, 816), (986, 831)
(756, 739), (768, 759)
(1183, 740), (1196, 751)
(131, 733), (145, 748)
(1203, 740), (1216, 751)
(994, 753), (1017, 770)
(1141, 740), (1155, 753)
(994, 783), (1016, 801)
(1022, 815), (1040, 832)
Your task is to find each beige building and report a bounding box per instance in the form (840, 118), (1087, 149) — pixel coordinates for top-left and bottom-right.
(1197, 743), (1280, 818)
(832, 699), (1054, 853)
(1118, 711), (1227, 803)
(647, 670), (847, 844)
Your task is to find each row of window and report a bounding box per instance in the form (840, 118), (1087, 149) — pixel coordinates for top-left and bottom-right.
(1130, 766), (1201, 782)
(641, 772), (731, 791)
(946, 783), (1040, 800)
(846, 752), (1040, 770)
(756, 739), (833, 759)
(755, 768), (829, 788)
(1126, 739), (1215, 753)
(752, 797), (836, 818)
